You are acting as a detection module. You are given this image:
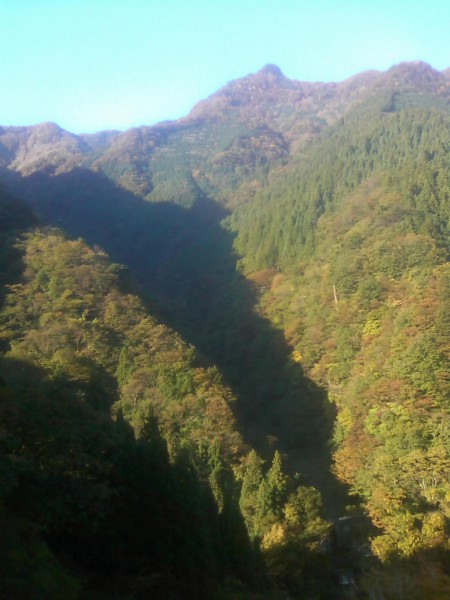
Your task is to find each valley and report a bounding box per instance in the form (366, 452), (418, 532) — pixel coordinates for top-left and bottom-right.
(1, 61), (450, 598)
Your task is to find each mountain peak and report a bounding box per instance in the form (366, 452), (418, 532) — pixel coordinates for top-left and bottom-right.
(29, 121), (67, 141)
(257, 64), (284, 78)
(386, 61), (443, 85)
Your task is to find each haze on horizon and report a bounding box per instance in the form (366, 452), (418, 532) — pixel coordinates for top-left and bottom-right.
(2, 0), (449, 134)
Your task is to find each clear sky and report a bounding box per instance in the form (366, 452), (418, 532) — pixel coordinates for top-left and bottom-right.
(2, 0), (450, 133)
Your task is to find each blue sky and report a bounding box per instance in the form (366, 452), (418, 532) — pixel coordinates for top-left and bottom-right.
(2, 0), (450, 133)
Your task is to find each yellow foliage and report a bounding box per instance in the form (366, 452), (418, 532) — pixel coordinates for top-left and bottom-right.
(336, 406), (354, 432)
(284, 502), (299, 526)
(371, 512), (422, 560)
(386, 296), (403, 307)
(292, 349), (302, 363)
(362, 313), (381, 338)
(260, 523), (286, 550)
(421, 511), (447, 548)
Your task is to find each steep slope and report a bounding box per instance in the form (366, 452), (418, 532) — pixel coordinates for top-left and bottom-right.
(2, 60), (450, 597)
(0, 183), (36, 232)
(229, 62), (450, 597)
(0, 215), (335, 597)
(232, 62), (450, 269)
(242, 180), (450, 597)
(0, 223), (255, 597)
(0, 64), (383, 208)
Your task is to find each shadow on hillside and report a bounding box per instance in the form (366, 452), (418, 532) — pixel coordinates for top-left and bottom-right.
(0, 355), (256, 598)
(4, 167), (350, 513)
(0, 186), (36, 316)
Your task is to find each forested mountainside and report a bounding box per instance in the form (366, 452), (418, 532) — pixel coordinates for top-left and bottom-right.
(1, 61), (450, 598)
(0, 193), (332, 598)
(0, 63), (386, 207)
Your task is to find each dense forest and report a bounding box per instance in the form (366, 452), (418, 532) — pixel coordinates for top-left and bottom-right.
(1, 61), (450, 598)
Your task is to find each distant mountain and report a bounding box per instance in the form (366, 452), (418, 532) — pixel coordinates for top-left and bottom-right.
(4, 62), (448, 206)
(0, 121), (89, 175)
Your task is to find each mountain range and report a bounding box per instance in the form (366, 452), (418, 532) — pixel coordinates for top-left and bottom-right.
(1, 61), (450, 599)
(2, 62), (448, 197)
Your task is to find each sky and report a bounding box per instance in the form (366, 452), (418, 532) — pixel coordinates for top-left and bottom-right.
(2, 0), (450, 134)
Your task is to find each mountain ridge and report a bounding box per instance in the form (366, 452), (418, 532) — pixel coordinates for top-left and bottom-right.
(2, 61), (448, 187)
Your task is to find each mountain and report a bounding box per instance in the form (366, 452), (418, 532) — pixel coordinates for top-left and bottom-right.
(1, 62), (448, 212)
(1, 61), (450, 598)
(1, 62), (447, 208)
(0, 122), (89, 175)
(0, 63), (397, 206)
(230, 62), (450, 596)
(0, 213), (331, 599)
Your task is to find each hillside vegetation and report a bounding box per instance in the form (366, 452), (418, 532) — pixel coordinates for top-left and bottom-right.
(0, 203), (332, 598)
(1, 61), (450, 598)
(230, 64), (450, 597)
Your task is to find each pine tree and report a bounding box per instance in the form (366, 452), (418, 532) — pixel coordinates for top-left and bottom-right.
(239, 450), (264, 538)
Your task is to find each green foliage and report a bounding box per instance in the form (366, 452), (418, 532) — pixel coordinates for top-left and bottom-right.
(257, 451), (288, 523)
(4, 62), (450, 597)
(220, 83), (450, 595)
(232, 106), (450, 271)
(236, 449), (330, 592)
(0, 228), (260, 597)
(239, 153), (450, 594)
(238, 450), (265, 539)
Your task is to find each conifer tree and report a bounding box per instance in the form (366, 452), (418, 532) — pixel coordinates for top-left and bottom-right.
(239, 450), (264, 538)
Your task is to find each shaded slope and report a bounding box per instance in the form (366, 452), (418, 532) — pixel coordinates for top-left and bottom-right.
(0, 224), (259, 598)
(0, 221), (338, 598)
(5, 170), (337, 462)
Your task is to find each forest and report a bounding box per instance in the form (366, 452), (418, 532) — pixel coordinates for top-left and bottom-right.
(1, 61), (450, 598)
